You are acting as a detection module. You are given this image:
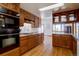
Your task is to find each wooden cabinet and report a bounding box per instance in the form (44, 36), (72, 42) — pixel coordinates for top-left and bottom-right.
(72, 38), (77, 56)
(38, 18), (41, 27)
(0, 47), (20, 56)
(34, 16), (40, 28)
(20, 33), (44, 55)
(77, 9), (79, 21)
(37, 33), (44, 44)
(53, 34), (73, 49)
(53, 9), (79, 23)
(52, 34), (77, 55)
(20, 9), (25, 26)
(20, 36), (28, 54)
(19, 8), (41, 27)
(0, 3), (20, 13)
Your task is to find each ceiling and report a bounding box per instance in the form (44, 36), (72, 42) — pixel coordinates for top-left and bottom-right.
(20, 3), (79, 17)
(20, 3), (54, 17)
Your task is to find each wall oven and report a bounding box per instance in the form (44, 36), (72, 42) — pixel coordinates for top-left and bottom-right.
(0, 7), (20, 54)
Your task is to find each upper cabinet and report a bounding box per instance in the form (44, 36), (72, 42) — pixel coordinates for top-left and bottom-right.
(0, 3), (20, 13)
(20, 9), (25, 26)
(68, 14), (76, 21)
(53, 9), (79, 24)
(20, 8), (41, 28)
(61, 15), (67, 22)
(53, 16), (59, 22)
(34, 16), (39, 28)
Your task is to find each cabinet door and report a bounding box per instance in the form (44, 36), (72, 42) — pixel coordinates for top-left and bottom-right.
(53, 16), (59, 23)
(27, 36), (33, 49)
(0, 3), (20, 13)
(39, 18), (41, 27)
(35, 17), (39, 28)
(20, 37), (28, 54)
(72, 39), (77, 55)
(20, 9), (25, 26)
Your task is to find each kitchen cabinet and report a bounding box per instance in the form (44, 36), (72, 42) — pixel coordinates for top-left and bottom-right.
(20, 33), (44, 55)
(24, 11), (34, 21)
(0, 47), (20, 56)
(27, 35), (35, 49)
(20, 36), (28, 54)
(37, 34), (44, 44)
(34, 16), (40, 28)
(20, 9), (25, 26)
(19, 8), (41, 27)
(52, 34), (77, 55)
(53, 9), (79, 23)
(77, 9), (79, 21)
(53, 34), (73, 49)
(0, 3), (20, 13)
(38, 18), (41, 27)
(72, 38), (77, 56)
(24, 11), (30, 20)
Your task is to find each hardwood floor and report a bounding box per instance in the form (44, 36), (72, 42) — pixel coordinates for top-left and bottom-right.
(22, 35), (73, 56)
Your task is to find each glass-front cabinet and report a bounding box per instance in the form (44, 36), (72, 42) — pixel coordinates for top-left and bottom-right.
(53, 16), (59, 22)
(61, 15), (67, 22)
(52, 23), (73, 34)
(69, 14), (76, 21)
(53, 9), (78, 23)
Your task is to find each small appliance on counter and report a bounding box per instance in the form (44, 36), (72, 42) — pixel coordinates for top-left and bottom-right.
(0, 7), (20, 54)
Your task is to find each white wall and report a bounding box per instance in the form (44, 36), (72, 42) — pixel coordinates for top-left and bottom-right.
(40, 10), (52, 35)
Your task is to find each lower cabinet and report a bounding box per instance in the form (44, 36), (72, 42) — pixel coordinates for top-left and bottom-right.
(72, 39), (77, 56)
(0, 47), (20, 56)
(20, 33), (44, 55)
(20, 37), (28, 54)
(53, 34), (77, 55)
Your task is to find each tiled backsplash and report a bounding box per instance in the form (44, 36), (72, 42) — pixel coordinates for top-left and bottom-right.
(20, 23), (32, 33)
(20, 23), (43, 34)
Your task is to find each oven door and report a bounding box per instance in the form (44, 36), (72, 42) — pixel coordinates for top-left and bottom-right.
(2, 37), (16, 48)
(0, 34), (19, 54)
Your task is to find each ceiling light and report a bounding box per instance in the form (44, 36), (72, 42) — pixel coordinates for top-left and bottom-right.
(38, 3), (64, 11)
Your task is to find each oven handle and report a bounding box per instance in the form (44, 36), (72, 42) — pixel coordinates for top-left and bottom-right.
(0, 33), (19, 36)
